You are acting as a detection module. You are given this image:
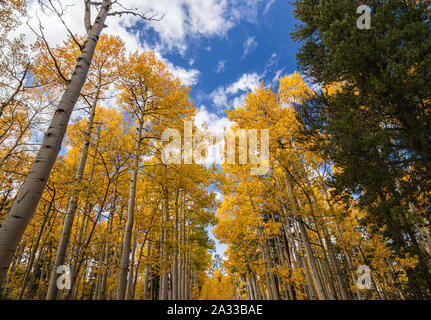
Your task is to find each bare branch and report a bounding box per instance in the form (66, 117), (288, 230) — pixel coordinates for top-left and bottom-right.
(26, 17), (70, 85)
(108, 8), (165, 22)
(84, 0), (92, 33)
(0, 63), (29, 116)
(38, 0), (84, 50)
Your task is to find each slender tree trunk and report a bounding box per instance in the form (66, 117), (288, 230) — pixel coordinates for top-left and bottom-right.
(172, 190), (179, 300)
(117, 114), (144, 300)
(98, 176), (118, 300)
(47, 119), (100, 300)
(19, 192), (55, 299)
(36, 245), (50, 299)
(126, 232), (137, 300)
(0, 0), (112, 290)
(179, 193), (185, 300)
(284, 177), (327, 300)
(307, 186), (351, 300)
(143, 235), (153, 300)
(132, 236), (146, 300)
(160, 186), (170, 300)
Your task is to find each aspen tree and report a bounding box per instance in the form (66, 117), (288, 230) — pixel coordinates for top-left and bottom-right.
(0, 0), (163, 291)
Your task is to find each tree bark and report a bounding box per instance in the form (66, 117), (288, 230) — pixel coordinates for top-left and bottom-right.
(172, 190), (179, 300)
(19, 192), (55, 299)
(284, 176), (327, 300)
(46, 105), (99, 300)
(117, 114), (144, 299)
(0, 0), (112, 290)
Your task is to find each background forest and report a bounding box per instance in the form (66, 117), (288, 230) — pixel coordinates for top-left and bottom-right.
(0, 0), (430, 300)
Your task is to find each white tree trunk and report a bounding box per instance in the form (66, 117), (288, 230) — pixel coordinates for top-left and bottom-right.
(46, 91), (99, 300)
(117, 116), (144, 300)
(0, 0), (112, 290)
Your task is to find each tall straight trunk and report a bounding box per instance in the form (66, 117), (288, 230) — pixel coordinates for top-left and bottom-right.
(306, 184), (351, 300)
(117, 114), (144, 300)
(67, 173), (111, 300)
(4, 240), (26, 293)
(172, 190), (179, 300)
(46, 120), (100, 300)
(68, 204), (91, 299)
(178, 192), (185, 300)
(132, 236), (147, 300)
(36, 245), (50, 299)
(158, 225), (165, 300)
(272, 169), (301, 283)
(160, 187), (170, 300)
(126, 232), (137, 300)
(0, 0), (112, 289)
(23, 212), (58, 299)
(246, 188), (280, 300)
(143, 236), (153, 300)
(186, 245), (192, 299)
(93, 272), (101, 300)
(297, 197), (336, 299)
(98, 176), (118, 299)
(19, 192), (55, 299)
(185, 208), (193, 300)
(246, 277), (255, 300)
(284, 176), (327, 300)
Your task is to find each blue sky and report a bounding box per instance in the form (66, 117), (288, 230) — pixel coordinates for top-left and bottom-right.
(156, 0), (300, 116)
(136, 0), (301, 258)
(142, 0), (301, 258)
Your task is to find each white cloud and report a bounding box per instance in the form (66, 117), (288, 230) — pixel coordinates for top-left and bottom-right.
(232, 93), (247, 109)
(210, 72), (262, 110)
(271, 68), (285, 87)
(209, 86), (229, 109)
(242, 36), (258, 58)
(139, 0), (234, 54)
(18, 0), (267, 54)
(263, 0), (276, 15)
(167, 63), (200, 86)
(226, 73), (262, 95)
(13, 1), (273, 106)
(195, 105), (232, 137)
(230, 0), (263, 24)
(15, 1), (202, 87)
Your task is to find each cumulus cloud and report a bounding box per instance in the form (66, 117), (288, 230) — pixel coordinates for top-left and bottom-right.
(209, 87), (229, 109)
(210, 72), (262, 110)
(232, 93), (247, 109)
(166, 63), (200, 86)
(195, 105), (232, 137)
(226, 73), (262, 95)
(139, 0), (233, 54)
(15, 1), (204, 88)
(14, 0), (273, 91)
